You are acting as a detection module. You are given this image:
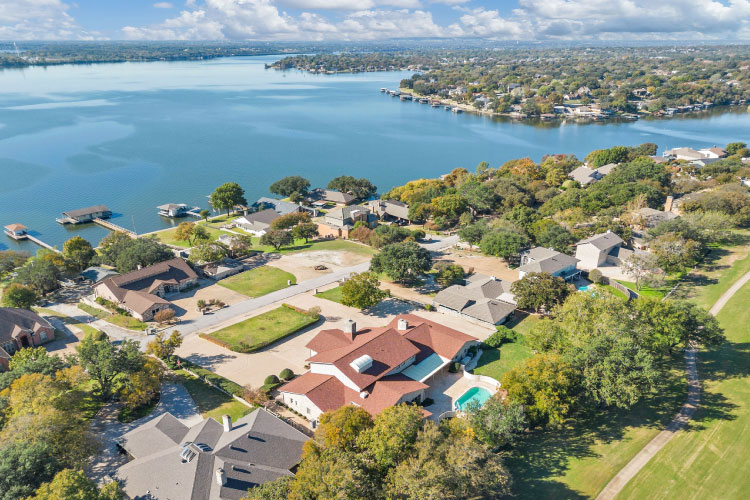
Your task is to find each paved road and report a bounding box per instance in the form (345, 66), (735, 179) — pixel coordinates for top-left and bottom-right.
(596, 270), (750, 500)
(421, 234), (459, 252)
(174, 261), (371, 336)
(46, 303), (149, 349)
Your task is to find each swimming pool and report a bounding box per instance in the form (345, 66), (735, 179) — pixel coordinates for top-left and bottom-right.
(579, 285), (591, 291)
(454, 386), (492, 411)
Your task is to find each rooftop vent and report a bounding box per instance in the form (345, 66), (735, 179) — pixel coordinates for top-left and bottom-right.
(397, 318), (409, 331)
(216, 468), (226, 486)
(350, 354), (373, 373)
(360, 391), (369, 399)
(344, 319), (357, 342)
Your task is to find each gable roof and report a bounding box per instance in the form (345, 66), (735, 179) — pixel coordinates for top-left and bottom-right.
(0, 308), (52, 344)
(323, 190), (355, 204)
(432, 278), (517, 326)
(326, 205), (369, 221)
(237, 208), (280, 229)
(568, 166), (600, 185)
(252, 197), (301, 216)
(116, 409), (308, 500)
(576, 231), (623, 251)
(518, 247), (579, 275)
(595, 163), (618, 175)
(462, 300), (518, 325)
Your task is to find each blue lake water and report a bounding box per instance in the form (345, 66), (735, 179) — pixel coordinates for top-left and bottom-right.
(1, 54), (749, 251)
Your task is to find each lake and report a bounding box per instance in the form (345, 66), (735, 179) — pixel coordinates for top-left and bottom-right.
(1, 54), (748, 251)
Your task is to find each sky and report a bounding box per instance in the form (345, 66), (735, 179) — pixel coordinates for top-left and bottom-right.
(1, 0), (749, 42)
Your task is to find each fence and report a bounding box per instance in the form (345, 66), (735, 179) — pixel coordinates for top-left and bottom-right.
(604, 277), (638, 300)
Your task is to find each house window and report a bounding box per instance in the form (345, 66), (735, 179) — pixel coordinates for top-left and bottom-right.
(40, 332), (48, 342)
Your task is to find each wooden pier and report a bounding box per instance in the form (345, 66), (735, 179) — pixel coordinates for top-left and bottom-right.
(93, 218), (138, 238)
(25, 235), (61, 253)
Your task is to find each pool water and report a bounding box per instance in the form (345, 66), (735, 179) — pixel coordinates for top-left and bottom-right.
(579, 285), (591, 291)
(455, 386), (492, 411)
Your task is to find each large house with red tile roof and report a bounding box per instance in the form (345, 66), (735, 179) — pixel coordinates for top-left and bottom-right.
(278, 314), (479, 424)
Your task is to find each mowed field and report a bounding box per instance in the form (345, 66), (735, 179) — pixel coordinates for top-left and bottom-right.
(616, 254), (750, 499)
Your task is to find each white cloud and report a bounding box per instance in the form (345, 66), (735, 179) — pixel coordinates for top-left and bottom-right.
(0, 0), (99, 39)
(153, 2), (175, 8)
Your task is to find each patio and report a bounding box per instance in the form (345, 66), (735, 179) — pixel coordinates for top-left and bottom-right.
(423, 370), (499, 421)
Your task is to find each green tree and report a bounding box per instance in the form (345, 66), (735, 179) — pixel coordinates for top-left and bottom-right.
(209, 182), (247, 215)
(269, 176), (310, 198)
(458, 179), (496, 214)
(621, 252), (662, 290)
(0, 441), (60, 500)
(224, 234), (254, 257)
(369, 241), (432, 284)
(510, 272), (571, 313)
(260, 230), (293, 251)
(1, 283), (39, 309)
(0, 347), (67, 391)
(188, 242), (227, 263)
(74, 337), (144, 399)
(291, 222), (319, 243)
(27, 468), (123, 500)
(479, 229), (529, 260)
(327, 176), (377, 199)
(430, 193), (469, 220)
(457, 221), (488, 248)
(468, 396), (527, 448)
(340, 272), (387, 309)
(243, 476), (293, 500)
(726, 142), (747, 155)
(62, 236), (95, 272)
(502, 353), (580, 427)
(270, 212), (310, 230)
(0, 250), (30, 275)
(14, 258), (60, 296)
(97, 235), (174, 273)
(314, 405), (374, 451)
(145, 330), (183, 360)
(120, 357), (164, 411)
(434, 262), (464, 287)
(358, 404), (424, 471)
(192, 225), (210, 244)
(634, 297), (724, 355)
(199, 209), (211, 222)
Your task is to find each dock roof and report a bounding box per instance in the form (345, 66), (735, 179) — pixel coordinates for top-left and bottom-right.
(62, 205), (110, 218)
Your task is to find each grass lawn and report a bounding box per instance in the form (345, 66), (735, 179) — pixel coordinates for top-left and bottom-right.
(253, 237), (377, 256)
(617, 279), (750, 500)
(616, 279), (672, 299)
(176, 371), (252, 422)
(118, 396), (159, 423)
(599, 284), (629, 300)
(504, 312), (541, 337)
(153, 224), (233, 248)
(505, 357), (686, 499)
(473, 342), (533, 382)
(77, 303), (148, 331)
(204, 305), (319, 352)
(218, 266), (296, 297)
(315, 286), (343, 304)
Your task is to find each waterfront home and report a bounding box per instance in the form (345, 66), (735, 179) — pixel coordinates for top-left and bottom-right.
(518, 247), (581, 281)
(368, 199), (410, 222)
(200, 257), (245, 281)
(433, 275), (517, 328)
(309, 188), (356, 206)
(56, 205), (111, 224)
(3, 223), (27, 240)
(235, 209), (280, 236)
(663, 147), (709, 161)
(158, 203), (190, 217)
(279, 314), (479, 425)
(699, 146), (728, 159)
(575, 231), (635, 269)
(115, 409), (308, 500)
(77, 266), (120, 284)
(568, 166), (603, 185)
(318, 204), (376, 239)
(0, 308), (54, 370)
(94, 258), (198, 321)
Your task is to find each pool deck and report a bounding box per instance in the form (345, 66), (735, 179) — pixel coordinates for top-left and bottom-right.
(424, 371), (499, 420)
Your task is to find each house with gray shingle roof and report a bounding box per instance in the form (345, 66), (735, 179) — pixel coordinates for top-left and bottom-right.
(433, 275), (517, 327)
(575, 231), (626, 269)
(518, 247), (581, 281)
(115, 409), (308, 500)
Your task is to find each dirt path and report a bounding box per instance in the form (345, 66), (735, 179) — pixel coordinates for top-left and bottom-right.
(596, 270), (750, 500)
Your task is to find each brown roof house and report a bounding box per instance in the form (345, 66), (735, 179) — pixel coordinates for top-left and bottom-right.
(94, 258), (198, 321)
(278, 314), (479, 425)
(318, 204), (376, 239)
(0, 308), (55, 370)
(310, 189), (356, 206)
(368, 199), (410, 222)
(115, 409), (308, 500)
(433, 275), (517, 328)
(517, 247), (581, 281)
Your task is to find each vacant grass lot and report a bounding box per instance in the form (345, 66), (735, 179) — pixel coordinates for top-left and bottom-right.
(617, 279), (750, 499)
(176, 371), (252, 422)
(473, 342), (533, 382)
(315, 286), (344, 304)
(218, 266), (296, 297)
(153, 224), (234, 248)
(205, 305), (319, 352)
(77, 303), (148, 331)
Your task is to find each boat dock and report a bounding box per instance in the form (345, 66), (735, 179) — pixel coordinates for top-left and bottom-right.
(93, 218), (138, 238)
(25, 235), (61, 253)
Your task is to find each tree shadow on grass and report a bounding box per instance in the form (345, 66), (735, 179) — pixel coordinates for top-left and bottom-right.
(504, 359), (687, 499)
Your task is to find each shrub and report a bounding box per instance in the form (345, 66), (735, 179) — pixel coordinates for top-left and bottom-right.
(448, 361), (461, 373)
(243, 385), (270, 406)
(264, 374), (280, 385)
(421, 397), (434, 407)
(588, 269), (603, 284)
(154, 308), (175, 324)
(485, 325), (517, 348)
(424, 303), (434, 311)
(279, 368), (294, 381)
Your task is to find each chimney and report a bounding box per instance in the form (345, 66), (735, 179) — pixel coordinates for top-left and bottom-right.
(489, 275), (497, 281)
(344, 319), (356, 342)
(397, 318), (409, 331)
(222, 414), (232, 432)
(216, 468), (226, 486)
(359, 391), (369, 399)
